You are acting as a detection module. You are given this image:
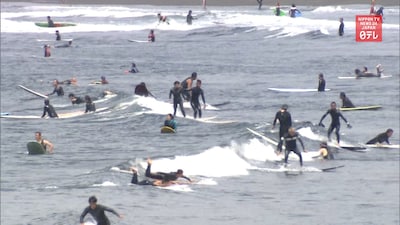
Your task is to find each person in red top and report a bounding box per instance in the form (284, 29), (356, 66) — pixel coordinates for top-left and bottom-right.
(148, 29), (155, 42)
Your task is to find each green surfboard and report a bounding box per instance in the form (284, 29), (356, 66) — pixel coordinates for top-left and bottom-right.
(161, 126), (176, 133)
(273, 9), (286, 16)
(35, 22), (76, 28)
(27, 142), (46, 155)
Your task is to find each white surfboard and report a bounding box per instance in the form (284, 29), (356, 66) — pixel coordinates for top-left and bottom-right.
(18, 85), (48, 98)
(338, 75), (392, 79)
(128, 39), (148, 43)
(1, 107), (108, 119)
(366, 144), (400, 149)
(247, 128), (279, 146)
(268, 88), (331, 92)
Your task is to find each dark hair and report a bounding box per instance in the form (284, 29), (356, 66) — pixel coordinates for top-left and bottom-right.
(176, 169), (183, 174)
(319, 73), (323, 77)
(331, 101), (336, 105)
(191, 72), (197, 78)
(88, 196), (97, 203)
(340, 92), (345, 97)
(281, 104), (288, 110)
(387, 129), (393, 133)
(44, 99), (50, 105)
(168, 113), (174, 119)
(197, 79), (202, 84)
(174, 81), (180, 85)
(35, 131), (42, 136)
(68, 93), (75, 98)
(85, 95), (92, 103)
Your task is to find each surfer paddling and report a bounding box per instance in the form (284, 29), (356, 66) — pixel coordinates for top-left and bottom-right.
(366, 129), (394, 145)
(47, 79), (64, 96)
(35, 131), (54, 153)
(80, 196), (123, 225)
(319, 102), (352, 144)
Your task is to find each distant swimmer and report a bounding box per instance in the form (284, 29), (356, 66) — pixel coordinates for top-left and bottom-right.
(272, 104), (292, 139)
(47, 79), (64, 96)
(277, 127), (307, 167)
(35, 131), (54, 153)
(101, 76), (108, 84)
(84, 95), (96, 113)
(339, 92), (355, 108)
(319, 101), (352, 144)
(164, 114), (177, 130)
(169, 81), (186, 117)
(157, 13), (169, 24)
(129, 62), (139, 73)
(55, 30), (61, 41)
(257, 0), (263, 10)
(148, 29), (155, 42)
(42, 99), (58, 118)
(181, 72), (197, 101)
(186, 10), (196, 25)
(318, 141), (334, 160)
(190, 80), (206, 119)
(68, 93), (85, 105)
(61, 77), (77, 85)
(318, 73), (326, 92)
(134, 82), (154, 97)
(366, 128), (393, 145)
(275, 2), (281, 16)
(80, 196), (123, 225)
(47, 16), (54, 27)
(338, 18), (344, 36)
(289, 4), (300, 18)
(44, 44), (51, 57)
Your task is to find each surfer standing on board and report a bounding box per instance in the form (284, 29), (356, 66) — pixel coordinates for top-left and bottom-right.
(80, 196), (123, 225)
(277, 127), (307, 167)
(275, 2), (281, 16)
(186, 10), (195, 25)
(272, 104), (292, 139)
(319, 102), (351, 144)
(366, 129), (393, 145)
(169, 81), (186, 117)
(181, 72), (197, 101)
(190, 80), (206, 119)
(42, 99), (58, 119)
(35, 131), (54, 153)
(47, 79), (64, 96)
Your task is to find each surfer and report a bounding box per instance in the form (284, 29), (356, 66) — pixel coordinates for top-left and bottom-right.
(318, 101), (352, 144)
(289, 4), (300, 18)
(272, 104), (292, 139)
(84, 95), (96, 113)
(257, 0), (262, 10)
(318, 73), (326, 92)
(44, 44), (51, 57)
(338, 18), (344, 36)
(375, 6), (384, 17)
(47, 79), (64, 96)
(148, 29), (155, 42)
(129, 62), (139, 73)
(134, 82), (154, 97)
(169, 81), (186, 117)
(55, 30), (61, 41)
(355, 64), (383, 78)
(68, 93), (85, 105)
(370, 0), (376, 14)
(157, 13), (169, 24)
(190, 80), (206, 119)
(61, 77), (77, 85)
(187, 10), (196, 25)
(47, 16), (54, 27)
(181, 72), (197, 101)
(101, 76), (108, 84)
(277, 127), (307, 167)
(80, 196), (123, 225)
(318, 141), (334, 160)
(130, 168), (172, 186)
(339, 92), (355, 108)
(366, 128), (393, 145)
(275, 2), (281, 16)
(145, 158), (191, 182)
(35, 131), (54, 153)
(164, 114), (177, 130)
(41, 99), (58, 118)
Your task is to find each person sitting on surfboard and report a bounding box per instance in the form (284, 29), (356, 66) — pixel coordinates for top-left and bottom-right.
(148, 29), (155, 42)
(288, 4), (300, 18)
(129, 62), (139, 73)
(134, 82), (154, 97)
(319, 102), (352, 144)
(35, 131), (54, 153)
(318, 73), (326, 92)
(181, 72), (197, 101)
(164, 114), (177, 130)
(169, 81), (186, 117)
(366, 129), (393, 145)
(80, 196), (123, 225)
(84, 95), (96, 113)
(55, 30), (61, 41)
(47, 16), (54, 27)
(68, 93), (85, 105)
(272, 104), (292, 139)
(47, 79), (64, 96)
(191, 80), (206, 119)
(41, 99), (58, 118)
(157, 13), (169, 24)
(277, 127), (307, 167)
(318, 141), (334, 160)
(339, 92), (355, 108)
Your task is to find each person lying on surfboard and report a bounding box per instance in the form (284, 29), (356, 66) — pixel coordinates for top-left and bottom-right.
(80, 196), (123, 225)
(35, 131), (54, 153)
(47, 79), (64, 96)
(164, 114), (177, 130)
(339, 92), (355, 108)
(68, 93), (85, 105)
(355, 64), (383, 78)
(319, 101), (352, 144)
(366, 129), (393, 145)
(42, 99), (58, 118)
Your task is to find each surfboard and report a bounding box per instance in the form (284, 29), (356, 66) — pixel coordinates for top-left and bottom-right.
(294, 11), (302, 17)
(338, 75), (392, 79)
(1, 112), (10, 116)
(273, 9), (286, 16)
(339, 105), (382, 111)
(18, 85), (48, 98)
(320, 165), (345, 172)
(161, 126), (176, 133)
(268, 88), (331, 93)
(37, 38), (73, 42)
(110, 167), (134, 174)
(1, 107), (108, 119)
(366, 144), (400, 149)
(128, 39), (148, 43)
(247, 128), (279, 146)
(27, 142), (46, 155)
(35, 22), (76, 27)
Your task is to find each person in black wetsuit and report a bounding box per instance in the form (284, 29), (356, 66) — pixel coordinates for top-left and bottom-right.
(190, 79), (206, 119)
(134, 82), (154, 97)
(272, 104), (292, 139)
(68, 93), (85, 105)
(338, 18), (344, 36)
(181, 72), (197, 101)
(80, 196), (123, 225)
(42, 99), (58, 118)
(47, 16), (54, 27)
(339, 92), (355, 108)
(84, 95), (96, 113)
(55, 30), (61, 41)
(319, 101), (352, 144)
(47, 79), (64, 96)
(289, 4), (300, 18)
(186, 10), (195, 25)
(35, 131), (54, 153)
(375, 6), (384, 17)
(366, 128), (393, 145)
(275, 2), (281, 16)
(277, 127), (307, 167)
(318, 73), (326, 92)
(129, 62), (139, 73)
(257, 0), (263, 10)
(169, 81), (186, 117)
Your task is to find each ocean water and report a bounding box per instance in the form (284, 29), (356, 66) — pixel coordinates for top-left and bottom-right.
(1, 2), (399, 225)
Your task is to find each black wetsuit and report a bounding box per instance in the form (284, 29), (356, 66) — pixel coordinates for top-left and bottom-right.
(319, 109), (348, 143)
(190, 86), (205, 119)
(131, 172), (155, 185)
(366, 132), (390, 144)
(273, 110), (292, 139)
(48, 20), (54, 27)
(186, 14), (193, 25)
(129, 66), (139, 73)
(42, 104), (58, 118)
(275, 7), (281, 16)
(85, 102), (96, 113)
(72, 97), (85, 105)
(257, 0), (263, 10)
(80, 204), (120, 225)
(134, 84), (151, 97)
(277, 132), (305, 166)
(181, 77), (193, 101)
(145, 163), (191, 182)
(318, 78), (326, 92)
(342, 97), (355, 108)
(289, 9), (299, 18)
(48, 86), (64, 96)
(339, 22), (344, 36)
(56, 33), (61, 41)
(169, 87), (186, 117)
